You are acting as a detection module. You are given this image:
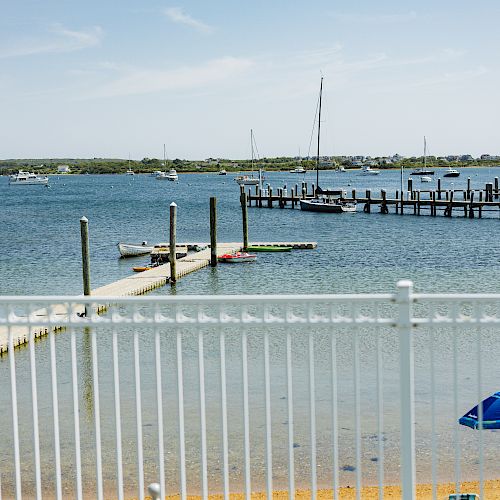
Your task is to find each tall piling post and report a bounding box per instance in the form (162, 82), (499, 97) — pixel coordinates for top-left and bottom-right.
(240, 191), (249, 250)
(80, 217), (91, 315)
(467, 178), (471, 200)
(169, 202), (177, 284)
(495, 177), (499, 200)
(437, 178), (441, 200)
(210, 197), (217, 267)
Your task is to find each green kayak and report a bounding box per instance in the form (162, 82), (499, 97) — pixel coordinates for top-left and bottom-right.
(246, 245), (292, 252)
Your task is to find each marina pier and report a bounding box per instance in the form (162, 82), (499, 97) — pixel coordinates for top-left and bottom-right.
(243, 176), (500, 217)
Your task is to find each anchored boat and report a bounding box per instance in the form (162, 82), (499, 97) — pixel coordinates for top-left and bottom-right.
(117, 241), (153, 257)
(218, 252), (257, 263)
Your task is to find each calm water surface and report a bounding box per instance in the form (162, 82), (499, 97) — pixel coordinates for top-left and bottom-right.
(1, 168), (500, 497)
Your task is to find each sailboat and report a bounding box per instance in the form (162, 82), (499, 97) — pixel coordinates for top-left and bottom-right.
(410, 136), (434, 176)
(234, 129), (261, 186)
(300, 78), (356, 213)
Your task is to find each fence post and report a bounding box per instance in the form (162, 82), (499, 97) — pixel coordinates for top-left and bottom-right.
(169, 202), (177, 284)
(397, 280), (415, 500)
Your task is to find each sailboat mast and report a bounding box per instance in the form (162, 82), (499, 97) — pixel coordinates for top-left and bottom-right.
(163, 144), (166, 165)
(423, 136), (427, 170)
(250, 129), (254, 173)
(316, 77), (323, 189)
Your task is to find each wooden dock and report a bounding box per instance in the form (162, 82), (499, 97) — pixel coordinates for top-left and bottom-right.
(242, 177), (500, 218)
(0, 241), (316, 354)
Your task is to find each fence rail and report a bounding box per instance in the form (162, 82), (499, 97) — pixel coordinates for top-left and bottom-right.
(0, 281), (499, 499)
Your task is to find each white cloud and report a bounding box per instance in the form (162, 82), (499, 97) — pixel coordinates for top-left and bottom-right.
(331, 11), (417, 24)
(86, 56), (253, 98)
(164, 7), (214, 34)
(0, 25), (103, 58)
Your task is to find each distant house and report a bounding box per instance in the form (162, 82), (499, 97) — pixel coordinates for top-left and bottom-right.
(57, 165), (71, 173)
(446, 155), (459, 161)
(459, 155), (473, 162)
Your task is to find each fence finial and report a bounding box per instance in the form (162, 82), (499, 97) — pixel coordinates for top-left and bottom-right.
(147, 482), (160, 499)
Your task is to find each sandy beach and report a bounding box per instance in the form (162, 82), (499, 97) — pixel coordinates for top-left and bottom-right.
(134, 479), (500, 499)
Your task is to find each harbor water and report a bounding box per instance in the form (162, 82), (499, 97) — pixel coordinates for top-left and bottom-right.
(1, 168), (500, 497)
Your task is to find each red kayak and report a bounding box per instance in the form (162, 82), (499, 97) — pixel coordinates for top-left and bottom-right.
(218, 252), (257, 263)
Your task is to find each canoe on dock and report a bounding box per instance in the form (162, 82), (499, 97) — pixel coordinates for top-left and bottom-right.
(246, 245), (292, 252)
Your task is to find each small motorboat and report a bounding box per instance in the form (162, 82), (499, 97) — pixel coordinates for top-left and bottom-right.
(420, 176), (432, 183)
(443, 167), (460, 178)
(118, 241), (154, 257)
(218, 251), (257, 263)
(246, 245), (292, 252)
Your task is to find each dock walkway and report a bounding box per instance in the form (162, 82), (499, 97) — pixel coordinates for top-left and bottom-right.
(0, 241), (316, 353)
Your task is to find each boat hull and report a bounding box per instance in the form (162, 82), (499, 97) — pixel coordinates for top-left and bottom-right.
(443, 172), (460, 177)
(246, 246), (292, 252)
(117, 242), (154, 257)
(218, 252), (257, 263)
(300, 199), (356, 213)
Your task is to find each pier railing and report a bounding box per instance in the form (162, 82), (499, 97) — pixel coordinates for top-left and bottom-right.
(1, 282), (499, 499)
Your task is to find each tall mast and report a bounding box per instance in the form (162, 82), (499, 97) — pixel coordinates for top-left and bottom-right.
(316, 77), (323, 188)
(163, 144), (166, 165)
(423, 136), (427, 170)
(250, 129), (254, 173)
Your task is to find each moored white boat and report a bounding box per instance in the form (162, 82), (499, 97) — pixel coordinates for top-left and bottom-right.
(126, 169), (135, 175)
(218, 251), (257, 263)
(165, 169), (178, 181)
(289, 166), (306, 174)
(9, 171), (49, 186)
(360, 165), (380, 175)
(218, 169), (227, 175)
(117, 241), (154, 257)
(234, 174), (259, 185)
(421, 176), (432, 183)
(300, 195), (356, 213)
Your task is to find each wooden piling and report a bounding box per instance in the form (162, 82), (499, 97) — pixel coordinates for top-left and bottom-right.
(365, 189), (371, 213)
(467, 178), (471, 199)
(210, 197), (217, 267)
(437, 179), (441, 200)
(268, 187), (273, 208)
(241, 191), (249, 250)
(407, 178), (413, 193)
(381, 190), (388, 214)
(417, 190), (421, 215)
(80, 216), (91, 298)
(352, 189), (356, 200)
(400, 190), (404, 215)
(479, 191), (483, 218)
(486, 183), (493, 202)
(395, 190), (399, 214)
(169, 202), (177, 283)
(431, 191), (436, 216)
(469, 191), (475, 218)
(495, 177), (499, 200)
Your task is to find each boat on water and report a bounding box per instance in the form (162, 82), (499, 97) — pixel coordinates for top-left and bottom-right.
(117, 241), (154, 257)
(299, 77), (356, 214)
(234, 130), (263, 186)
(360, 165), (380, 175)
(9, 171), (49, 186)
(289, 166), (306, 174)
(165, 168), (178, 181)
(421, 176), (432, 183)
(218, 169), (227, 175)
(126, 169), (135, 175)
(234, 174), (260, 186)
(443, 167), (460, 178)
(300, 190), (356, 213)
(155, 171), (169, 180)
(246, 245), (292, 252)
(151, 170), (163, 177)
(410, 136), (434, 176)
(218, 251), (257, 263)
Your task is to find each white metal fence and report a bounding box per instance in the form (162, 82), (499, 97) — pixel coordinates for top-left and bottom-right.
(0, 281), (499, 499)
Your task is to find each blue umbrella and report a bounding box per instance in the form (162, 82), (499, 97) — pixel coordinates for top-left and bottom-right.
(459, 391), (500, 429)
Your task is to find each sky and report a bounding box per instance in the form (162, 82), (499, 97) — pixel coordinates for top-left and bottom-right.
(1, 0), (499, 160)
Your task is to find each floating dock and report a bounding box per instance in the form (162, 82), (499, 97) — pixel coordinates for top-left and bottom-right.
(0, 241), (316, 354)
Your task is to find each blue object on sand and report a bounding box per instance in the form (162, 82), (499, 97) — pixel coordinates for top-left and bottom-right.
(459, 391), (500, 429)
